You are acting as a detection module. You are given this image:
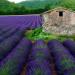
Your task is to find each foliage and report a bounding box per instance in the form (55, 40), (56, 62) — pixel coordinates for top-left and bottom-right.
(25, 27), (58, 41)
(0, 0), (75, 15)
(25, 27), (75, 41)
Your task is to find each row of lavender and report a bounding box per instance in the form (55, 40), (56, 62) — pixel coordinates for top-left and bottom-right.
(0, 25), (25, 61)
(0, 15), (42, 30)
(0, 25), (32, 75)
(48, 40), (75, 75)
(25, 40), (75, 75)
(25, 40), (52, 75)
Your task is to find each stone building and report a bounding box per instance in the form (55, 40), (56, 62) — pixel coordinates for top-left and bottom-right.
(41, 7), (75, 35)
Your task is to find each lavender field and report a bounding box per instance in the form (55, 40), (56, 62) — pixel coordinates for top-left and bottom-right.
(0, 15), (42, 30)
(0, 15), (75, 75)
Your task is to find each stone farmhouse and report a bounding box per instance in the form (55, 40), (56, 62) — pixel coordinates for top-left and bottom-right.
(41, 7), (75, 35)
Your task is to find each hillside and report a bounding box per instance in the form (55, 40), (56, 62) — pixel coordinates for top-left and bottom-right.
(18, 0), (75, 10)
(18, 0), (61, 9)
(0, 0), (75, 14)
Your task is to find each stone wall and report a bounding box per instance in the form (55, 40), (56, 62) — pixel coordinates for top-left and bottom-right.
(42, 8), (75, 35)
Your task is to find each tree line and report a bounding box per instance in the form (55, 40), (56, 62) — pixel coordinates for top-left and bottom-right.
(0, 0), (75, 15)
(0, 0), (51, 15)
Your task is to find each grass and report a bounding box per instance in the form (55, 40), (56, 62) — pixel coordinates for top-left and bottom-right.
(25, 27), (75, 42)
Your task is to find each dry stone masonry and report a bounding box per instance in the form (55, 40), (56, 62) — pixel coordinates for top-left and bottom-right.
(42, 7), (75, 35)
